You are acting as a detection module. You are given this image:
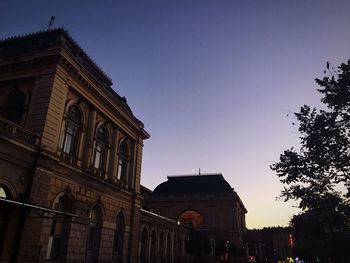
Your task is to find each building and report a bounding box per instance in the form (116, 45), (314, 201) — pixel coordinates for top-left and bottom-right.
(0, 29), (248, 263)
(142, 174), (247, 263)
(0, 29), (149, 263)
(246, 227), (294, 263)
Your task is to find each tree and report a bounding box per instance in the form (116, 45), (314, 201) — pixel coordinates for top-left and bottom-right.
(271, 60), (350, 262)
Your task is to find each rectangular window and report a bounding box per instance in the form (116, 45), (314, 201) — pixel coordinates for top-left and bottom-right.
(62, 126), (74, 154)
(117, 159), (123, 180)
(94, 145), (102, 169)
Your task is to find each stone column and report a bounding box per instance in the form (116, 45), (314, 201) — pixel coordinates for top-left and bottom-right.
(133, 138), (144, 194)
(108, 127), (118, 181)
(83, 106), (96, 168)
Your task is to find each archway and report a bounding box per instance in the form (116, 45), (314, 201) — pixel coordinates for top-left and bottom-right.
(150, 229), (157, 263)
(159, 231), (165, 262)
(86, 205), (103, 263)
(0, 185), (13, 260)
(140, 227), (148, 263)
(166, 233), (171, 263)
(177, 210), (205, 228)
(112, 212), (125, 263)
(0, 89), (27, 125)
(46, 193), (74, 261)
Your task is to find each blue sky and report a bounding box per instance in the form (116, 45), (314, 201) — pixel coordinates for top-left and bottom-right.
(1, 0), (350, 228)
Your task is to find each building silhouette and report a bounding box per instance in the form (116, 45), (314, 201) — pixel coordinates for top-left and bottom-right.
(0, 29), (247, 263)
(141, 174), (247, 263)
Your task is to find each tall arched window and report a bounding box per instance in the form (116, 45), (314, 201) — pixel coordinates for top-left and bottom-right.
(0, 186), (7, 198)
(166, 233), (171, 263)
(0, 185), (12, 260)
(173, 234), (177, 263)
(0, 90), (26, 125)
(62, 105), (82, 159)
(93, 126), (108, 171)
(112, 212), (125, 263)
(177, 210), (205, 228)
(86, 206), (102, 263)
(117, 141), (128, 182)
(159, 231), (165, 262)
(150, 229), (157, 263)
(140, 227), (148, 263)
(178, 236), (183, 262)
(47, 194), (73, 261)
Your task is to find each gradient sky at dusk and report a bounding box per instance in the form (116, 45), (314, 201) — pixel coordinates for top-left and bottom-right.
(1, 0), (350, 228)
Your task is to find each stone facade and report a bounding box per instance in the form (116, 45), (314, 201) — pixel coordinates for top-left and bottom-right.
(142, 174), (247, 263)
(0, 29), (248, 263)
(139, 209), (190, 263)
(0, 29), (149, 263)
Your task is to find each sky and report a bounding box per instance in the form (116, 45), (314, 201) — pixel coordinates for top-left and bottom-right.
(1, 0), (350, 229)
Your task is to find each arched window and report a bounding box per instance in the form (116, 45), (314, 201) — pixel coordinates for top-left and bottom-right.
(117, 141), (128, 182)
(173, 234), (177, 263)
(47, 194), (73, 261)
(177, 210), (205, 228)
(178, 236), (183, 262)
(150, 230), (157, 263)
(140, 228), (148, 263)
(62, 105), (82, 159)
(0, 185), (12, 260)
(0, 90), (26, 125)
(86, 206), (102, 263)
(159, 231), (165, 262)
(93, 126), (108, 171)
(166, 233), (171, 263)
(0, 186), (6, 198)
(112, 212), (125, 263)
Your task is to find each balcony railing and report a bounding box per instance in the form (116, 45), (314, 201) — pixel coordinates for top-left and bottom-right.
(0, 116), (40, 146)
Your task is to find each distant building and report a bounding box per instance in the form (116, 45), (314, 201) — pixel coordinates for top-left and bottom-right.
(246, 227), (294, 263)
(142, 174), (247, 262)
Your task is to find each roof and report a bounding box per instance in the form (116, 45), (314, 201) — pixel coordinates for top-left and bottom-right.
(152, 174), (233, 195)
(0, 28), (113, 86)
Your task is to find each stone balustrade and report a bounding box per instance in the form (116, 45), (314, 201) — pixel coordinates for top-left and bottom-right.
(0, 116), (40, 146)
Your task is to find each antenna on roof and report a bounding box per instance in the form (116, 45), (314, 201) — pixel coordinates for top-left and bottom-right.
(48, 16), (55, 29)
(199, 168), (201, 175)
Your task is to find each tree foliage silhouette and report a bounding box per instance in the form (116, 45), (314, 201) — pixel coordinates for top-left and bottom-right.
(271, 60), (350, 262)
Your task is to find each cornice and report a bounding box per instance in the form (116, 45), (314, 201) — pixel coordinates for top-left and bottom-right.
(0, 28), (112, 86)
(0, 28), (150, 140)
(0, 53), (60, 70)
(58, 55), (149, 138)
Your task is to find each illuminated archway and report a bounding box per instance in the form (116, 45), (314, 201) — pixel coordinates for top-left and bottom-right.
(0, 184), (15, 260)
(177, 210), (205, 228)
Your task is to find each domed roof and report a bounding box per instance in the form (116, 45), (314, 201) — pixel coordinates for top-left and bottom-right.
(152, 174), (233, 195)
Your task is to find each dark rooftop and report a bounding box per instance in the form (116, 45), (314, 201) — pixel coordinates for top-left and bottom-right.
(0, 28), (113, 86)
(152, 174), (233, 195)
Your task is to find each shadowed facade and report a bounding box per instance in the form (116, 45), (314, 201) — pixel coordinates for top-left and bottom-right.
(142, 174), (247, 262)
(0, 29), (149, 263)
(0, 29), (247, 263)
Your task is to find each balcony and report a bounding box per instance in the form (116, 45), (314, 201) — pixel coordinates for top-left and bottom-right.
(0, 116), (40, 146)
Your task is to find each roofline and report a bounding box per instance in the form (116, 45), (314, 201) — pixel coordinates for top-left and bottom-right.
(167, 173), (223, 179)
(233, 191), (248, 213)
(0, 28), (150, 136)
(0, 28), (113, 86)
(140, 185), (153, 194)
